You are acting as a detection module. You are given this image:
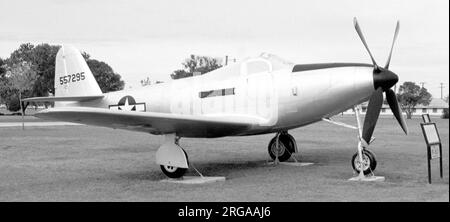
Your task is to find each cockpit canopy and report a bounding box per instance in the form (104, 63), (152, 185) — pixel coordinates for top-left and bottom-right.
(201, 53), (294, 82)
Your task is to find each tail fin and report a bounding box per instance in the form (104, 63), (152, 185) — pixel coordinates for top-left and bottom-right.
(55, 45), (102, 97)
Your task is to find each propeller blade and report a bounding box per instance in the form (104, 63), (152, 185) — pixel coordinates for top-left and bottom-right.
(385, 21), (400, 69)
(385, 89), (408, 134)
(362, 87), (383, 143)
(353, 17), (378, 69)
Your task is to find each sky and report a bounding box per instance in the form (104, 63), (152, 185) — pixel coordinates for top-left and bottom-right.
(0, 0), (448, 98)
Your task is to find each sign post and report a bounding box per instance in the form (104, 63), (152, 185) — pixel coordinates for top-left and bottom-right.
(420, 123), (443, 184)
(422, 114), (431, 123)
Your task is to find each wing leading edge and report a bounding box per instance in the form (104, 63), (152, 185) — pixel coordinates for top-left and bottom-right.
(36, 107), (265, 138)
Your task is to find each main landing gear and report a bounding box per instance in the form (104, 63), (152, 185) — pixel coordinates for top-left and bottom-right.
(156, 134), (189, 178)
(156, 134), (226, 184)
(267, 131), (298, 162)
(160, 149), (189, 178)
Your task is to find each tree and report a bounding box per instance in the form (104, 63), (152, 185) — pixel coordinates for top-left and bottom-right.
(0, 57), (6, 76)
(7, 43), (60, 97)
(0, 57), (7, 105)
(3, 62), (37, 112)
(141, 77), (150, 86)
(140, 76), (163, 86)
(170, 69), (191, 80)
(397, 81), (432, 119)
(443, 95), (449, 119)
(29, 44), (60, 96)
(170, 55), (222, 79)
(86, 59), (124, 93)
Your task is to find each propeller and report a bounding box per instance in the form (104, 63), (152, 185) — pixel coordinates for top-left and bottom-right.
(353, 17), (408, 144)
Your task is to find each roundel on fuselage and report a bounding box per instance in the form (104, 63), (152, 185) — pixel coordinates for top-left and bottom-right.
(118, 96), (136, 106)
(109, 95), (146, 112)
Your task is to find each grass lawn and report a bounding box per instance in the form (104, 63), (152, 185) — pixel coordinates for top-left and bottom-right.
(0, 115), (448, 201)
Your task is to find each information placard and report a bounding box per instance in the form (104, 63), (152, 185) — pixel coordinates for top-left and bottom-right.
(422, 123), (440, 144)
(420, 122), (443, 184)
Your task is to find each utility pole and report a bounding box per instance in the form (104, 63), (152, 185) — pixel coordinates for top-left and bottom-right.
(439, 83), (445, 99)
(419, 82), (426, 88)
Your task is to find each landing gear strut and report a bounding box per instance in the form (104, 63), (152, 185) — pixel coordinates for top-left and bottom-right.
(268, 131), (297, 162)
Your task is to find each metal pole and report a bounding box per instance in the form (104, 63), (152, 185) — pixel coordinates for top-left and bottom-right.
(19, 91), (24, 131)
(439, 144), (443, 178)
(354, 106), (363, 137)
(427, 146), (431, 184)
(353, 106), (365, 177)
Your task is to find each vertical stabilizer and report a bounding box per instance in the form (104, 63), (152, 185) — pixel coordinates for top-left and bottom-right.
(54, 45), (102, 97)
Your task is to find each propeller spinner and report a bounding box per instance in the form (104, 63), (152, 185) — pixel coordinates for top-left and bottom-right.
(353, 17), (408, 144)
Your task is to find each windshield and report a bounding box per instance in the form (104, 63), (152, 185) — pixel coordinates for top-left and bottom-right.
(257, 53), (294, 71)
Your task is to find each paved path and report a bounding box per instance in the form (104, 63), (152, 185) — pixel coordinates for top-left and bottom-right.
(0, 122), (81, 127)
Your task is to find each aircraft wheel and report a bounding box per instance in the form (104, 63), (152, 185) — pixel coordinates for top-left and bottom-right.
(160, 150), (189, 178)
(160, 165), (187, 178)
(351, 149), (377, 175)
(268, 134), (295, 162)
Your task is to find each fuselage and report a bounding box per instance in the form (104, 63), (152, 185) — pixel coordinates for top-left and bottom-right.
(61, 54), (376, 137)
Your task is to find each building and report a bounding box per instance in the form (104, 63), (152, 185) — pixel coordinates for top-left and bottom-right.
(343, 98), (449, 117)
(411, 98), (449, 116)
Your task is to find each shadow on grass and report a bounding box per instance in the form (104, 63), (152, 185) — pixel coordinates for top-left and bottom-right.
(116, 159), (271, 181)
(187, 160), (267, 177)
(117, 170), (167, 181)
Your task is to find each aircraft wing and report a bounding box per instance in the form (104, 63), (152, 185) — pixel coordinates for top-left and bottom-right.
(35, 107), (265, 138)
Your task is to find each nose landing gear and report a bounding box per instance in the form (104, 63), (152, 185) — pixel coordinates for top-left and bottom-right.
(349, 106), (384, 181)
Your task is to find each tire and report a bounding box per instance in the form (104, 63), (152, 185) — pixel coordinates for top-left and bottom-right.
(160, 165), (187, 178)
(268, 135), (295, 162)
(363, 149), (377, 171)
(160, 149), (189, 178)
(285, 134), (298, 153)
(351, 149), (377, 175)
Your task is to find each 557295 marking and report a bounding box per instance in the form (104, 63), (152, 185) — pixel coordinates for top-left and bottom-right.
(59, 72), (85, 85)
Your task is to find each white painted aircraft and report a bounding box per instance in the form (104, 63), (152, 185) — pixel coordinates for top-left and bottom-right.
(24, 18), (407, 178)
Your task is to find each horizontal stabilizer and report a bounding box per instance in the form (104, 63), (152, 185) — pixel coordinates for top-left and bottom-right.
(22, 95), (104, 102)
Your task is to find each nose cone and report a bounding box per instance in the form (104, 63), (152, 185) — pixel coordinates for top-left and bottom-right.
(373, 68), (398, 90)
